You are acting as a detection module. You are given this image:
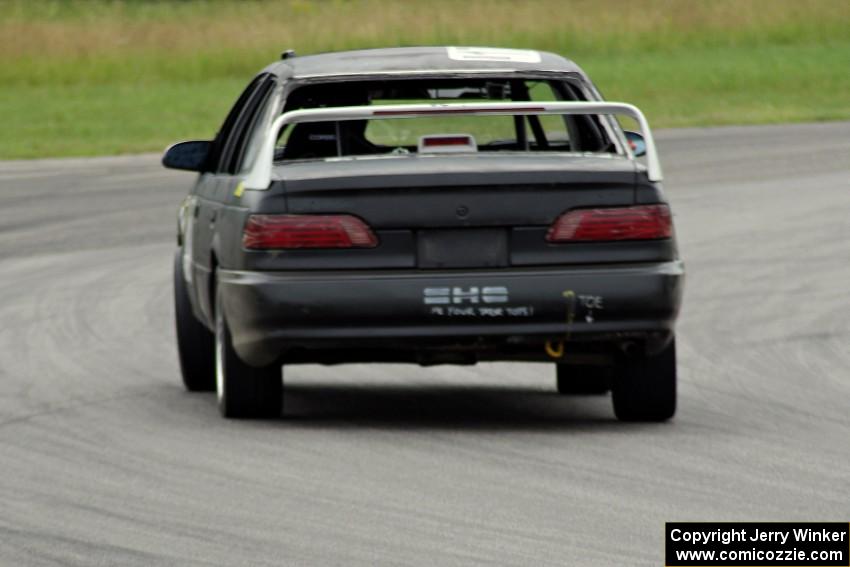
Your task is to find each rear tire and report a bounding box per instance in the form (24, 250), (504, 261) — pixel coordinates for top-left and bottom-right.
(215, 288), (282, 419)
(173, 250), (215, 392)
(612, 338), (676, 422)
(556, 364), (611, 395)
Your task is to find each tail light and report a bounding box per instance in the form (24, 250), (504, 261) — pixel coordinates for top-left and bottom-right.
(243, 214), (378, 249)
(546, 204), (672, 242)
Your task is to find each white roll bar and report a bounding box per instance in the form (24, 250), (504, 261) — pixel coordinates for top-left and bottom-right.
(242, 101), (662, 189)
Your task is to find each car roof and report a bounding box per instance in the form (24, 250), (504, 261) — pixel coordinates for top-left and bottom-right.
(264, 46), (586, 79)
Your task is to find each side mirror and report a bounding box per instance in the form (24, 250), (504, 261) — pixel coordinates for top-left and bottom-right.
(624, 131), (647, 157)
(162, 140), (212, 172)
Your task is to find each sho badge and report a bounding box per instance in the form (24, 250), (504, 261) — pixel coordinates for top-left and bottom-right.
(423, 286), (509, 305)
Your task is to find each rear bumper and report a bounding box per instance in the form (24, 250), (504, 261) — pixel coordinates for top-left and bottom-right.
(218, 261), (684, 366)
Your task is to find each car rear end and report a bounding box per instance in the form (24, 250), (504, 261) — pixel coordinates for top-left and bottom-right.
(218, 151), (683, 369)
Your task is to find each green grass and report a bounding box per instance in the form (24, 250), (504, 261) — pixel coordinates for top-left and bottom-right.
(1, 0), (848, 159)
(0, 80), (240, 157)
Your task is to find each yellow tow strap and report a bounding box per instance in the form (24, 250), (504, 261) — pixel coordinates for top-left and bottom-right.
(545, 290), (577, 360)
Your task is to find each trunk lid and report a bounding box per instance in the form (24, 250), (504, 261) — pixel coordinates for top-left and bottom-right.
(271, 154), (636, 228)
(254, 154), (664, 270)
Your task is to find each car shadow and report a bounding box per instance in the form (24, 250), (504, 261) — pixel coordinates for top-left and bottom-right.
(267, 383), (655, 433)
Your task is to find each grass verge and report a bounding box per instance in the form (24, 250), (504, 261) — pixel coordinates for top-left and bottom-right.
(1, 0), (848, 158)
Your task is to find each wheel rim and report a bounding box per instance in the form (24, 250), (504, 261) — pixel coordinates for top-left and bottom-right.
(215, 306), (225, 404)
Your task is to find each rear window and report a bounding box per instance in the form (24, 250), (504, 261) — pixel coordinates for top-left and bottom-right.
(274, 78), (614, 162)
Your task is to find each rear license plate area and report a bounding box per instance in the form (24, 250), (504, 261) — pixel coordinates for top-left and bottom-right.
(417, 228), (508, 268)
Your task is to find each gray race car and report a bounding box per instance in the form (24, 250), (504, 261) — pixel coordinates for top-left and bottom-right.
(164, 46), (684, 421)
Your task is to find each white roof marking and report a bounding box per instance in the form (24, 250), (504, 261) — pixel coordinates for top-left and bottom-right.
(447, 47), (542, 64)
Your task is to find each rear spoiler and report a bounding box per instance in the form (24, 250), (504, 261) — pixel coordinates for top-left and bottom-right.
(243, 101), (662, 189)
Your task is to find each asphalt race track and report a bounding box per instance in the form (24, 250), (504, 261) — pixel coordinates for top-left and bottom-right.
(1, 123), (848, 566)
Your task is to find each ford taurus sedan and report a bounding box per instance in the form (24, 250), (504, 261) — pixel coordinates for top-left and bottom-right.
(164, 47), (684, 421)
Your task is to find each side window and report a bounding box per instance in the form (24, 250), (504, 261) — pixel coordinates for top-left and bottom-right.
(219, 77), (276, 174)
(208, 75), (269, 173)
(234, 80), (277, 173)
